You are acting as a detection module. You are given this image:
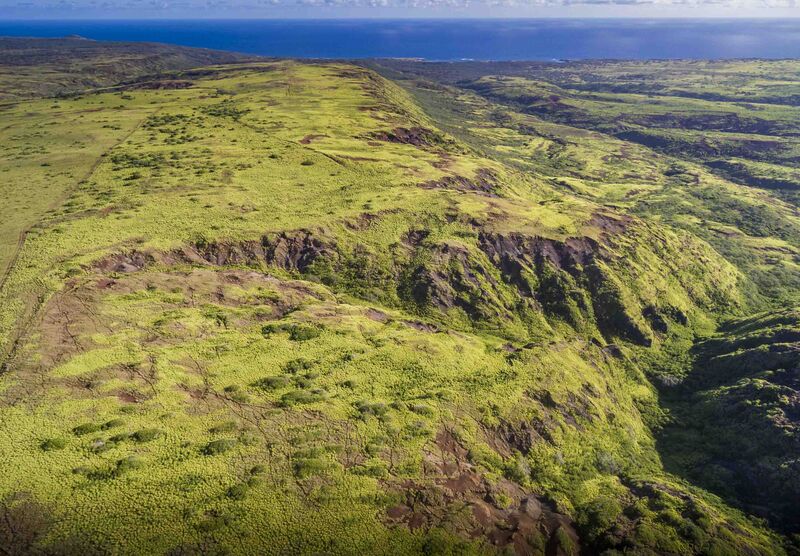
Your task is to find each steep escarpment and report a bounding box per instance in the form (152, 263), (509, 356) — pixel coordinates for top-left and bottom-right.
(139, 205), (740, 352)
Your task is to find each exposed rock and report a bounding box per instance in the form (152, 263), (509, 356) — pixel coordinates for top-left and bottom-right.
(174, 230), (336, 273)
(385, 429), (580, 555)
(263, 231), (335, 272)
(479, 232), (599, 277)
(129, 79), (194, 90)
(188, 239), (265, 266)
(421, 169), (498, 195)
(369, 126), (441, 147)
(521, 496), (543, 521)
(94, 251), (153, 273)
(479, 230), (653, 344)
(299, 133), (327, 144)
(404, 241), (502, 320)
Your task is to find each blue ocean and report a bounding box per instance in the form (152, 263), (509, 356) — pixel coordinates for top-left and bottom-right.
(1, 19), (799, 60)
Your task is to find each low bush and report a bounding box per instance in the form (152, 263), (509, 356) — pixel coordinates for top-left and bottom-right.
(252, 376), (290, 390)
(261, 323), (322, 342)
(108, 432), (131, 443)
(209, 421), (237, 434)
(40, 438), (66, 451)
(409, 403), (434, 416)
(356, 401), (389, 417)
(72, 423), (100, 436)
(279, 389), (324, 407)
(203, 439), (238, 455)
(101, 419), (126, 430)
(226, 483), (250, 500)
(114, 456), (145, 476)
(293, 458), (331, 479)
(131, 428), (163, 443)
(250, 464), (266, 475)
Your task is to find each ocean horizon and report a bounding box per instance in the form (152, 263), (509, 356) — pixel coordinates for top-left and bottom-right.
(2, 18), (800, 60)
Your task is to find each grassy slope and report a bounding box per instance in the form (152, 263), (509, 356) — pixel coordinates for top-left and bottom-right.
(369, 59), (800, 307)
(0, 46), (794, 554)
(372, 58), (800, 547)
(0, 37), (251, 321)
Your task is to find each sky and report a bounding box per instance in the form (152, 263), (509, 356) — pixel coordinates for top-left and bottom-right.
(1, 0), (799, 19)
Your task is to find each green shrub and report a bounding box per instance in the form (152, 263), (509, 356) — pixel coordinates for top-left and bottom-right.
(226, 483), (250, 500)
(247, 476), (264, 488)
(114, 456), (145, 476)
(409, 403), (434, 416)
(250, 464), (266, 475)
(262, 323), (322, 342)
(252, 376), (290, 390)
(554, 527), (577, 556)
(209, 421), (238, 434)
(90, 440), (110, 453)
(352, 460), (388, 478)
(467, 444), (504, 472)
(293, 458), (331, 479)
(108, 432), (131, 443)
(357, 401), (389, 417)
(72, 423), (100, 436)
(580, 496), (623, 540)
(283, 358), (313, 374)
(288, 324), (321, 341)
(132, 428), (163, 442)
(279, 389), (324, 407)
(203, 439), (238, 455)
(503, 456), (531, 485)
(41, 438), (67, 451)
(101, 418), (126, 430)
(229, 391), (250, 403)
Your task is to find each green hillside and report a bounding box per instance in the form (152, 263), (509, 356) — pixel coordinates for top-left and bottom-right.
(0, 41), (797, 554)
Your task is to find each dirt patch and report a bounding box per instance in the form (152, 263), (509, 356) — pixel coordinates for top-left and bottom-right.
(128, 80), (194, 90)
(586, 211), (633, 236)
(402, 229), (430, 249)
(115, 390), (143, 404)
(299, 134), (327, 144)
(24, 267), (329, 386)
(365, 308), (390, 323)
(402, 320), (439, 333)
(421, 169), (498, 196)
(479, 232), (600, 280)
(94, 251), (153, 273)
(369, 126), (441, 147)
(35, 287), (107, 367)
(343, 209), (401, 231)
(385, 429), (580, 555)
(173, 230), (336, 273)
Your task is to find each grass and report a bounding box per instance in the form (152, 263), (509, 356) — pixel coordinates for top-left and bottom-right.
(0, 45), (797, 554)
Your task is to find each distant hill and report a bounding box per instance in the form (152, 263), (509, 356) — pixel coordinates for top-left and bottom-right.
(0, 36), (254, 100)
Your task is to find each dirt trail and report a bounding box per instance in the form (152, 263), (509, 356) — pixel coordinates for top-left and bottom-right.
(0, 109), (156, 363)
